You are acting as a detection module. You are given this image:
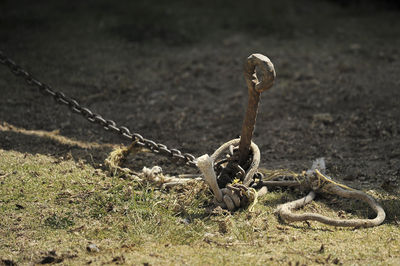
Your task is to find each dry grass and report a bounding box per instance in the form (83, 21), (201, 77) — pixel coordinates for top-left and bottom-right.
(1, 145), (399, 265)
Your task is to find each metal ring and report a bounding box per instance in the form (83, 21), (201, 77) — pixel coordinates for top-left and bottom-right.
(244, 54), (276, 93)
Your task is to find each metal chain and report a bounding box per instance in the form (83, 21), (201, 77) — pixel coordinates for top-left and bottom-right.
(0, 50), (196, 167)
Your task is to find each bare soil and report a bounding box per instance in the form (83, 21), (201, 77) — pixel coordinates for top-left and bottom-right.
(1, 0), (399, 185)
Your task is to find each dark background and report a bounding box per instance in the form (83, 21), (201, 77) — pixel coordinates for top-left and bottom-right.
(0, 0), (399, 188)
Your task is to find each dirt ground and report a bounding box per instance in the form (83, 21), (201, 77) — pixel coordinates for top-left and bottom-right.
(0, 0), (399, 264)
(1, 0), (399, 186)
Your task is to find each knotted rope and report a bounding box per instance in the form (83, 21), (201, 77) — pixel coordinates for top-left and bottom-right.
(105, 139), (386, 228)
(196, 140), (386, 228)
(105, 142), (201, 188)
(196, 138), (261, 211)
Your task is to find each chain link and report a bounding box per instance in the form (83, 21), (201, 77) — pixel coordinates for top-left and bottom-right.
(0, 50), (196, 167)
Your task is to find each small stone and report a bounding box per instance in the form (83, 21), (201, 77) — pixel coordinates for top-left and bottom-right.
(203, 232), (214, 238)
(276, 225), (288, 231)
(87, 243), (100, 253)
(203, 232), (215, 243)
(313, 113), (333, 124)
(180, 218), (190, 225)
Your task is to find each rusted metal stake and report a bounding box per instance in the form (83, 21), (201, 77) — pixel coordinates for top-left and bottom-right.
(238, 54), (276, 166)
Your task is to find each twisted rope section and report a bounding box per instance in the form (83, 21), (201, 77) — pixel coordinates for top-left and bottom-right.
(273, 159), (386, 228)
(105, 142), (201, 188)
